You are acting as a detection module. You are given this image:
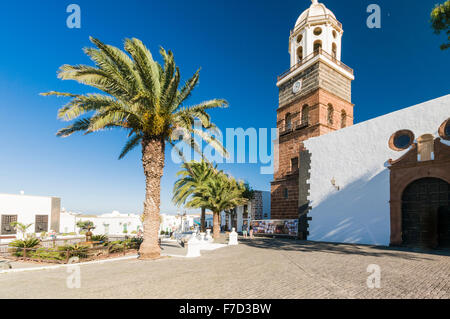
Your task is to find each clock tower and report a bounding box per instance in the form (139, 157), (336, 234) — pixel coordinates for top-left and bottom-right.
(270, 0), (355, 237)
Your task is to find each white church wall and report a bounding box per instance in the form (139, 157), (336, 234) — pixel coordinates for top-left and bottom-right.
(304, 95), (450, 246)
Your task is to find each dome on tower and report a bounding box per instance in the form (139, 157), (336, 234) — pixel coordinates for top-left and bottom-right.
(295, 0), (336, 29)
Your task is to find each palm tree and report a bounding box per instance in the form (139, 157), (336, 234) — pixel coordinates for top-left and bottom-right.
(41, 37), (228, 259)
(10, 222), (33, 239)
(172, 160), (215, 232)
(184, 172), (247, 239)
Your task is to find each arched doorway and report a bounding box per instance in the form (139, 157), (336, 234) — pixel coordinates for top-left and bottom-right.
(401, 178), (450, 248)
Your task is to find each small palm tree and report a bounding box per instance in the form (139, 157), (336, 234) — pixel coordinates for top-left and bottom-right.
(185, 172), (248, 239)
(172, 160), (216, 232)
(10, 222), (33, 239)
(42, 37), (228, 259)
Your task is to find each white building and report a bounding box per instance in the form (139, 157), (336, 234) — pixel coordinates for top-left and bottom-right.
(159, 213), (181, 233)
(222, 191), (271, 232)
(60, 210), (142, 236)
(303, 96), (450, 247)
(0, 193), (60, 242)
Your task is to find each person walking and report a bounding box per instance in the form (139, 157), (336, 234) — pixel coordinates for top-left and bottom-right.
(249, 225), (254, 239)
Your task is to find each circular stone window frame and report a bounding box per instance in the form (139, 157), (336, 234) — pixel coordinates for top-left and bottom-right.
(313, 27), (322, 36)
(439, 118), (450, 140)
(389, 130), (415, 151)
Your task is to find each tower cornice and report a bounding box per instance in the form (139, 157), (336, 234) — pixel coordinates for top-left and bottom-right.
(277, 50), (354, 88)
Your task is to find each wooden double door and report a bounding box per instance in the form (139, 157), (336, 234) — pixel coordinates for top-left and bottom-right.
(402, 178), (450, 249)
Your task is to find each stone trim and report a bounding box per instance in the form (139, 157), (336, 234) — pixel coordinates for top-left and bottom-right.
(388, 130), (415, 151)
(298, 149), (312, 240)
(438, 118), (450, 141)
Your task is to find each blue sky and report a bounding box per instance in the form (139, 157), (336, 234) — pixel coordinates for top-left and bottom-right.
(0, 0), (448, 215)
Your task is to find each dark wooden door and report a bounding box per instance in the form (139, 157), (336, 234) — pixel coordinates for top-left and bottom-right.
(438, 206), (450, 248)
(402, 178), (450, 248)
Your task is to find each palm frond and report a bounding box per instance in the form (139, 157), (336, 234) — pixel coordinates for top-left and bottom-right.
(56, 118), (91, 137)
(124, 38), (161, 106)
(119, 134), (143, 159)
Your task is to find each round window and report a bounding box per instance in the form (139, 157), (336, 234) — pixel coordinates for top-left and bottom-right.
(389, 130), (414, 151)
(296, 34), (303, 43)
(313, 27), (322, 36)
(438, 118), (450, 140)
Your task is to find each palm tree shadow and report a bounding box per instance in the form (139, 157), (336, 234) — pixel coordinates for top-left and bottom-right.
(241, 237), (450, 261)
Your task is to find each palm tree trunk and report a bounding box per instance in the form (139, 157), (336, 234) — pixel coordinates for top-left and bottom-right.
(213, 211), (221, 239)
(201, 207), (206, 232)
(138, 137), (165, 260)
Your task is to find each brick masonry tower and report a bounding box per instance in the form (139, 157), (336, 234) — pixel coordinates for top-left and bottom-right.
(270, 0), (355, 235)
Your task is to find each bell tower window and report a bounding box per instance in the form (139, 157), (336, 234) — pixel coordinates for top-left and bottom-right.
(314, 40), (322, 53)
(332, 30), (338, 39)
(327, 104), (334, 125)
(332, 43), (337, 59)
(291, 157), (299, 172)
(285, 113), (292, 130)
(297, 47), (303, 63)
(341, 110), (347, 128)
(301, 105), (309, 125)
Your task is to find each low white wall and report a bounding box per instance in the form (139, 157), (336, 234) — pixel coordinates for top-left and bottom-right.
(59, 211), (142, 236)
(59, 212), (77, 234)
(303, 95), (450, 246)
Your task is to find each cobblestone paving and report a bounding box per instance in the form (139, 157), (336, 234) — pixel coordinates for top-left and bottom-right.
(0, 238), (449, 299)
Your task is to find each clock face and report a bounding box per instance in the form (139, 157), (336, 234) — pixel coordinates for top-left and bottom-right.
(293, 80), (302, 94)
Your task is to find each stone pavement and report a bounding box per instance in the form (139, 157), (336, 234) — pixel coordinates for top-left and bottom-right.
(0, 238), (448, 299)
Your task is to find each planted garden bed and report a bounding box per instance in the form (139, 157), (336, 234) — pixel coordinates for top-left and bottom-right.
(1, 236), (142, 264)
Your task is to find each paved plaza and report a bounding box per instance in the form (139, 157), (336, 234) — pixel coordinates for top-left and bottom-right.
(0, 238), (449, 299)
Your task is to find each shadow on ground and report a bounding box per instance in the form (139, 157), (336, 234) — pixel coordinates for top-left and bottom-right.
(240, 237), (450, 261)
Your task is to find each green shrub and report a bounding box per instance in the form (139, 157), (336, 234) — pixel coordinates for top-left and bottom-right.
(8, 238), (40, 257)
(129, 237), (143, 250)
(108, 240), (126, 253)
(107, 237), (142, 253)
(91, 234), (108, 243)
(30, 248), (63, 261)
(57, 244), (89, 259)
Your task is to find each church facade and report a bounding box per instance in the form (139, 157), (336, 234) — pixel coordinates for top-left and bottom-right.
(270, 1), (450, 248)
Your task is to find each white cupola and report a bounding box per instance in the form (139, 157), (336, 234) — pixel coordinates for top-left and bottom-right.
(289, 0), (343, 68)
